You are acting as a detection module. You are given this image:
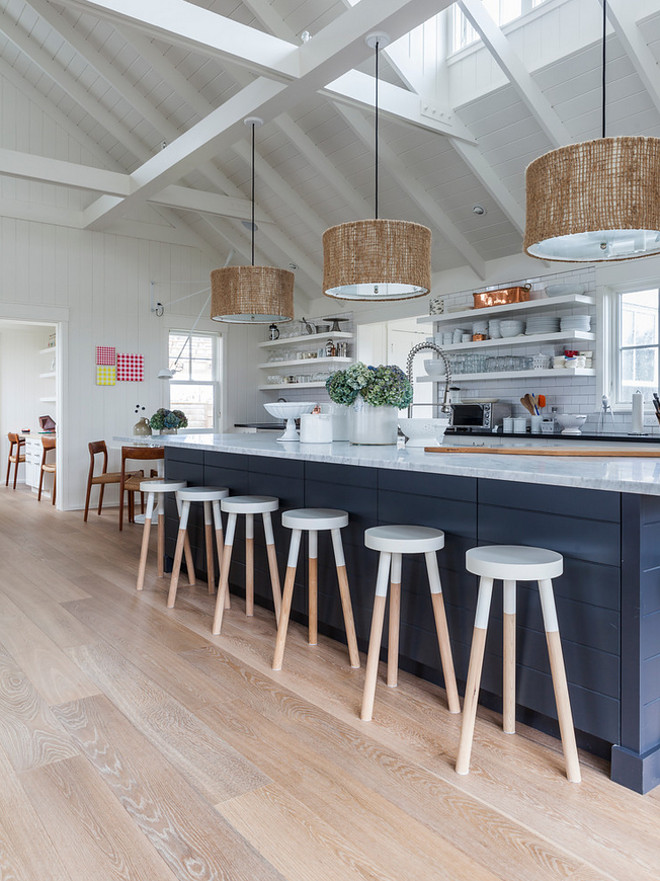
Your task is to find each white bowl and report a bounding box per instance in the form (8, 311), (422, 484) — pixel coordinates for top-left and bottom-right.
(555, 413), (587, 435)
(399, 416), (450, 448)
(263, 401), (317, 441)
(424, 359), (446, 376)
(546, 284), (586, 297)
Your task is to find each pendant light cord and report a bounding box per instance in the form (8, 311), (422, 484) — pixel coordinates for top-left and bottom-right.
(251, 121), (255, 266)
(375, 40), (379, 221)
(602, 0), (607, 139)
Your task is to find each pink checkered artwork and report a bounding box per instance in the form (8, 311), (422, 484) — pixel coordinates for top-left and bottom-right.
(117, 353), (144, 382)
(96, 346), (116, 366)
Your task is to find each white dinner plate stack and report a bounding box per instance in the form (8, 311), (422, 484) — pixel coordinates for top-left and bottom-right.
(559, 314), (591, 332)
(525, 315), (560, 335)
(499, 319), (525, 337)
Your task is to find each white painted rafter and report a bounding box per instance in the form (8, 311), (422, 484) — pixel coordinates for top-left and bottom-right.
(457, 0), (572, 148)
(599, 0), (660, 118)
(333, 102), (486, 279)
(77, 0), (453, 230)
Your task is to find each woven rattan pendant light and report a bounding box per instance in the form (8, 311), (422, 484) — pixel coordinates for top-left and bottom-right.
(323, 34), (431, 300)
(211, 118), (294, 323)
(524, 1), (660, 263)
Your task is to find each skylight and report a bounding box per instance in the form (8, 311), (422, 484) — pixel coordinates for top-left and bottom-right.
(451, 0), (552, 53)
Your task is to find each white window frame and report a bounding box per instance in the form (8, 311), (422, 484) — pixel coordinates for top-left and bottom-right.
(606, 286), (660, 409)
(449, 0), (554, 55)
(168, 330), (221, 433)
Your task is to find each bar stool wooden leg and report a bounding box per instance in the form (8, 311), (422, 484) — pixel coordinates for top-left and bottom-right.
(211, 500), (229, 610)
(203, 501), (215, 594)
(156, 494), (165, 577)
(245, 513), (254, 616)
(456, 576), (494, 774)
(538, 578), (581, 783)
(425, 550), (460, 714)
(331, 528), (360, 669)
(262, 511), (281, 624)
(213, 513), (237, 635)
(167, 500), (190, 608)
(175, 495), (196, 587)
(387, 554), (402, 687)
(272, 529), (302, 671)
(361, 551), (391, 721)
(503, 579), (517, 734)
(308, 530), (318, 646)
(136, 492), (156, 591)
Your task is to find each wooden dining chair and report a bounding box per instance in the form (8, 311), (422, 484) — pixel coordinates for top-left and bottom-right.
(119, 446), (164, 530)
(5, 432), (26, 490)
(37, 436), (57, 504)
(84, 440), (141, 522)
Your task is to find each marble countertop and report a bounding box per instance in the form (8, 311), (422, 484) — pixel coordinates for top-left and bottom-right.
(113, 433), (660, 496)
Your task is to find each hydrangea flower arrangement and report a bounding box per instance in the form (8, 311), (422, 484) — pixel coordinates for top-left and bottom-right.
(326, 362), (413, 409)
(149, 408), (188, 430)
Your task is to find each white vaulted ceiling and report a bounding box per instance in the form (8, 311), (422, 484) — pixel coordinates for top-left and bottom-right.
(1, 0), (660, 306)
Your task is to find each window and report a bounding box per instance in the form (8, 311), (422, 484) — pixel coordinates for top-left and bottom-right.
(451, 0), (551, 53)
(616, 289), (659, 404)
(168, 331), (220, 431)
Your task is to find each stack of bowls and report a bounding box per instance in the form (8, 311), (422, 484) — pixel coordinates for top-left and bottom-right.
(488, 319), (501, 339)
(499, 319), (525, 338)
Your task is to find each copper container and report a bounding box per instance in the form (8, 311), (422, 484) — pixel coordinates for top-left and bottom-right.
(473, 285), (531, 309)
(472, 333), (486, 341)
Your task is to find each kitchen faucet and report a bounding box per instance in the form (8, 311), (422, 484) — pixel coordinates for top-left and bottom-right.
(406, 342), (452, 417)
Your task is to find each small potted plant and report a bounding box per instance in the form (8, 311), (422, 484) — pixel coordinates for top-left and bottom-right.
(326, 362), (412, 444)
(149, 407), (188, 434)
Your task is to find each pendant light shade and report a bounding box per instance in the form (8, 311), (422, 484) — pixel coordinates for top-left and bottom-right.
(524, 136), (660, 262)
(323, 219), (431, 300)
(210, 117), (294, 323)
(210, 265), (294, 322)
(524, 2), (660, 263)
(323, 33), (431, 301)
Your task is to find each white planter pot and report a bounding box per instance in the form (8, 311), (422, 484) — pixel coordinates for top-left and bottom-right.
(349, 400), (398, 445)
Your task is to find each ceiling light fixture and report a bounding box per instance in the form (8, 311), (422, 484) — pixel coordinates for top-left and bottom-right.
(322, 33), (431, 301)
(211, 118), (294, 323)
(472, 204), (487, 216)
(524, 0), (660, 263)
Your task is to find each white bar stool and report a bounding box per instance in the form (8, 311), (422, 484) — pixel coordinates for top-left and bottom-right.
(361, 525), (460, 722)
(272, 508), (360, 671)
(456, 545), (580, 783)
(136, 479), (193, 592)
(167, 486), (229, 608)
(212, 495), (282, 635)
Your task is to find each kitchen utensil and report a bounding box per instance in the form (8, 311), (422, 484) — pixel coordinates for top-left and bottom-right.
(323, 317), (349, 333)
(537, 394), (546, 409)
(520, 396), (535, 415)
(530, 394), (540, 415)
(424, 447), (660, 457)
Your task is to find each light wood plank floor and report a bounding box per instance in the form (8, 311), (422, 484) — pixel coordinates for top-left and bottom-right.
(0, 485), (658, 881)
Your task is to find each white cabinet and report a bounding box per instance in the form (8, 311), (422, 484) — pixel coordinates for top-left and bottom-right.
(257, 331), (354, 390)
(24, 436), (42, 492)
(416, 294), (596, 383)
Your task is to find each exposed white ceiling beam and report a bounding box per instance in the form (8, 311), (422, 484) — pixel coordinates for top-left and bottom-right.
(325, 71), (476, 142)
(600, 0), (660, 118)
(0, 146), (130, 195)
(150, 186), (269, 223)
(457, 0), (572, 148)
(53, 0), (299, 79)
(80, 0), (452, 229)
(333, 103), (486, 279)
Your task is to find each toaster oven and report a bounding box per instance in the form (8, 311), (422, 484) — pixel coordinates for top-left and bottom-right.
(449, 402), (512, 431)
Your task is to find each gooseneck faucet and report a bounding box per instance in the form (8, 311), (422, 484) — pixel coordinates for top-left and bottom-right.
(406, 342), (452, 417)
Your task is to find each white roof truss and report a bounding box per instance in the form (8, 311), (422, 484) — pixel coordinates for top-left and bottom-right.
(601, 0), (660, 119)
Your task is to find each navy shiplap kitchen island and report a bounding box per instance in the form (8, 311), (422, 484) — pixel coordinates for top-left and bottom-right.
(155, 433), (660, 794)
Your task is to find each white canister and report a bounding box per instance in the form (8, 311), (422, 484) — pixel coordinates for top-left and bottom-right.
(530, 415), (543, 434)
(300, 413), (333, 443)
(513, 416), (527, 433)
(502, 416), (514, 434)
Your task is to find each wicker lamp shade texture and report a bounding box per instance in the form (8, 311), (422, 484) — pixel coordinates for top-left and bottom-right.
(323, 219), (431, 300)
(210, 266), (294, 323)
(524, 136), (660, 262)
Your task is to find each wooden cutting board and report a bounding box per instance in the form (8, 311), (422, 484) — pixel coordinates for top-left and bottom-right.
(423, 446), (660, 457)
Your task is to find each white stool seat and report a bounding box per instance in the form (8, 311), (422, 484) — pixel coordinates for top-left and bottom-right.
(139, 478), (186, 494)
(282, 508), (348, 531)
(222, 495), (279, 515)
(365, 524), (445, 554)
(177, 486), (229, 502)
(466, 545), (563, 581)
